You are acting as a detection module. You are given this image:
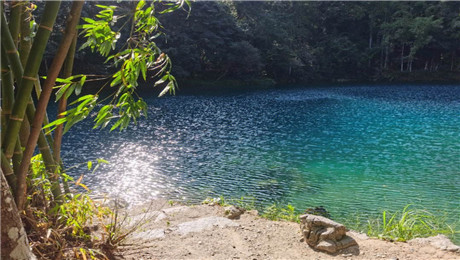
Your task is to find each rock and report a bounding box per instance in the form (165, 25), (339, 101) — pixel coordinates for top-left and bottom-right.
(247, 209), (259, 216)
(348, 230), (369, 240)
(305, 206), (331, 218)
(409, 234), (460, 253)
(224, 206), (245, 219)
(173, 216), (239, 236)
(299, 214), (357, 254)
(129, 228), (165, 240)
(154, 212), (168, 222)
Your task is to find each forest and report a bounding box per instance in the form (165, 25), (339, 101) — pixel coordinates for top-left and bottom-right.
(1, 1), (460, 259)
(64, 1), (460, 86)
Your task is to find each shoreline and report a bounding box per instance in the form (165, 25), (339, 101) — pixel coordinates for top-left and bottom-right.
(108, 198), (460, 259)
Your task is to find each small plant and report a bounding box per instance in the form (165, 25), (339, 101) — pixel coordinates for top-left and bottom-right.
(224, 196), (256, 210)
(50, 193), (111, 240)
(261, 203), (300, 222)
(202, 195), (256, 210)
(202, 196), (223, 206)
(25, 154), (113, 258)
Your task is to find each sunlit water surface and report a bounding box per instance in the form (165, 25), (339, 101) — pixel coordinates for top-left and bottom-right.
(60, 85), (459, 232)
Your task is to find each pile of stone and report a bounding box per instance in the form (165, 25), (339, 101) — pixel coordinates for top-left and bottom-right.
(299, 214), (357, 253)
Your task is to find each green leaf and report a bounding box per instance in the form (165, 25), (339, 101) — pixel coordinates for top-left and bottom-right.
(136, 0), (145, 10)
(55, 77), (73, 84)
(159, 81), (173, 97)
(154, 74), (169, 87)
(87, 161), (93, 170)
(110, 118), (123, 132)
(97, 158), (109, 164)
(69, 94), (94, 106)
(55, 83), (71, 101)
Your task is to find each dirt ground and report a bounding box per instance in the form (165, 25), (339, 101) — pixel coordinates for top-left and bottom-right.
(113, 200), (460, 260)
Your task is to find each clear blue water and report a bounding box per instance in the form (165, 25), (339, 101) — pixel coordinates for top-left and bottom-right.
(60, 84), (459, 231)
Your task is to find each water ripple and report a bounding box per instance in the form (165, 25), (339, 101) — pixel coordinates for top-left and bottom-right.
(59, 85), (460, 223)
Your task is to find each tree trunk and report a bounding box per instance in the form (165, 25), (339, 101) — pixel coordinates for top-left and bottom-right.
(400, 43), (405, 72)
(1, 169), (36, 260)
(384, 45), (389, 70)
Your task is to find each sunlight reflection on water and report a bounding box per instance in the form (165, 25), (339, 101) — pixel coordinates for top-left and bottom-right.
(60, 85), (460, 226)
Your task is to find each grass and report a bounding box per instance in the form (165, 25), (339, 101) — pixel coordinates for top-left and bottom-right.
(261, 203), (300, 222)
(365, 205), (459, 242)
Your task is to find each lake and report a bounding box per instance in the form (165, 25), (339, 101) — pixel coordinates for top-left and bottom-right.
(60, 84), (459, 230)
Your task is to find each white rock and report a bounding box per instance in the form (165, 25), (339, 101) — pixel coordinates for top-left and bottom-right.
(173, 216), (239, 236)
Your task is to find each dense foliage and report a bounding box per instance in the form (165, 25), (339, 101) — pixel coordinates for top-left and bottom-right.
(156, 1), (460, 85)
(39, 1), (459, 87)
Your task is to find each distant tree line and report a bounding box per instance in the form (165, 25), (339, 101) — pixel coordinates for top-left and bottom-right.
(47, 1), (460, 86)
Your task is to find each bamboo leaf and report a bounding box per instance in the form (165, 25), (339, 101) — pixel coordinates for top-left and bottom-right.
(87, 161), (92, 170)
(75, 174), (84, 185)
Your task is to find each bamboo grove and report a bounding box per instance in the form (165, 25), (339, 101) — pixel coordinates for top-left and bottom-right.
(1, 0), (188, 223)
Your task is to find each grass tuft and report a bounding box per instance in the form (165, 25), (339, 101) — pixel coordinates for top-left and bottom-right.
(360, 205), (459, 242)
(261, 203), (300, 222)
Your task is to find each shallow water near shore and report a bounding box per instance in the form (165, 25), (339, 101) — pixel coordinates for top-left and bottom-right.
(58, 84), (460, 242)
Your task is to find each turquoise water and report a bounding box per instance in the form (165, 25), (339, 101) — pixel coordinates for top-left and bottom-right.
(61, 84), (459, 234)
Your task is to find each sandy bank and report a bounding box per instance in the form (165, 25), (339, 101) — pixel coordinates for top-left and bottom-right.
(112, 199), (459, 260)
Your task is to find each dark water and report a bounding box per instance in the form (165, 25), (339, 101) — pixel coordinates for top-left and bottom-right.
(60, 84), (459, 228)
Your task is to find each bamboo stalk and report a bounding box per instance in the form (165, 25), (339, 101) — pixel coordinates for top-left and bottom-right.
(2, 3), (64, 204)
(25, 101), (61, 203)
(1, 47), (15, 141)
(19, 2), (32, 67)
(18, 2), (34, 146)
(2, 1), (61, 162)
(15, 0), (82, 209)
(54, 34), (78, 195)
(12, 139), (23, 172)
(1, 7), (23, 86)
(18, 4), (55, 147)
(32, 77), (57, 147)
(8, 1), (22, 48)
(1, 44), (23, 193)
(1, 150), (17, 194)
